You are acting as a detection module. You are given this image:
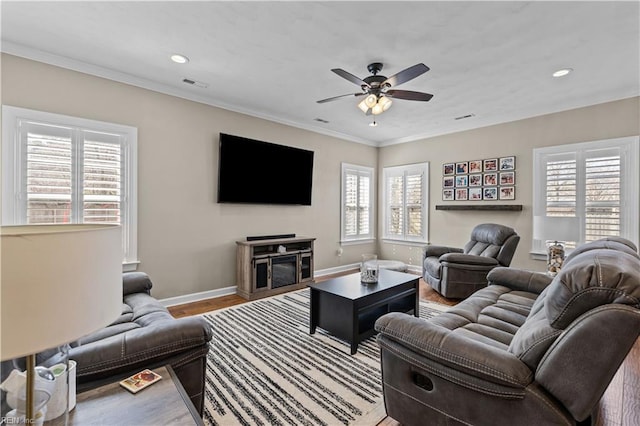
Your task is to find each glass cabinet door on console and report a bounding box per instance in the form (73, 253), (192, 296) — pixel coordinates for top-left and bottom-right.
(252, 257), (270, 292)
(300, 252), (313, 283)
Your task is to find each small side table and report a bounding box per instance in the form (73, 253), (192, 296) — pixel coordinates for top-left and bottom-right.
(68, 365), (203, 425)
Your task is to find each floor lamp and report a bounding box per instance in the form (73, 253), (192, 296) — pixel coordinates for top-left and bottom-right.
(533, 216), (580, 276)
(1, 224), (123, 424)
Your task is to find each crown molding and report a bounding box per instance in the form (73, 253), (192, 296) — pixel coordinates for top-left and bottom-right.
(1, 41), (378, 147)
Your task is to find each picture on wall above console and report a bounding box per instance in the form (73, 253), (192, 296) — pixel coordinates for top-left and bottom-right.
(442, 155), (516, 201)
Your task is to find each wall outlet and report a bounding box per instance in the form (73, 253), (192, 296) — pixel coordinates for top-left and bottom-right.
(336, 247), (343, 257)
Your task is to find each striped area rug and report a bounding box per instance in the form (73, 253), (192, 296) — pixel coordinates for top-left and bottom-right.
(202, 288), (448, 426)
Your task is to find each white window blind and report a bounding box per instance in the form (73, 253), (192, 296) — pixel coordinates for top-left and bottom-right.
(341, 163), (374, 241)
(2, 106), (138, 268)
(533, 137), (639, 253)
(382, 163), (429, 242)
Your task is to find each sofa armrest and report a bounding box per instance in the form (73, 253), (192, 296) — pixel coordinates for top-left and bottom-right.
(487, 267), (552, 294)
(425, 245), (463, 258)
(71, 316), (212, 377)
(375, 312), (532, 388)
(123, 272), (153, 296)
(440, 253), (499, 267)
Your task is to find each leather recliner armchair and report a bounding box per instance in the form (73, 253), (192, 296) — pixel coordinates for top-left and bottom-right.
(423, 223), (520, 298)
(376, 237), (640, 426)
(1, 272), (213, 418)
(69, 272), (213, 415)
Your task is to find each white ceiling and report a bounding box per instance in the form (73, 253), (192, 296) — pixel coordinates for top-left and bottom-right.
(1, 1), (639, 146)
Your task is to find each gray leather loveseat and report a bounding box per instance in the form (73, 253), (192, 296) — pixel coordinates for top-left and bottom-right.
(69, 272), (212, 415)
(377, 237), (640, 425)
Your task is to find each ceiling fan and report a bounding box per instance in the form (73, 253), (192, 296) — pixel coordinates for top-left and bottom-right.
(317, 62), (433, 115)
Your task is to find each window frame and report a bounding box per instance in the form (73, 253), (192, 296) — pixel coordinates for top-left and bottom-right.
(532, 136), (639, 254)
(2, 105), (139, 270)
(382, 162), (429, 244)
(340, 162), (375, 243)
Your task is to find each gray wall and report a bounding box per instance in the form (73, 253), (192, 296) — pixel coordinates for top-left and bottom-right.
(378, 97), (640, 271)
(1, 54), (377, 299)
(2, 54), (638, 298)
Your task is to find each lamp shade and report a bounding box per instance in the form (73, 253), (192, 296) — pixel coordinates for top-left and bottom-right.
(533, 216), (580, 242)
(1, 224), (122, 360)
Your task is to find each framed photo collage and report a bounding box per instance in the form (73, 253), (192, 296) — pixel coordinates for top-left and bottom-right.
(442, 156), (515, 201)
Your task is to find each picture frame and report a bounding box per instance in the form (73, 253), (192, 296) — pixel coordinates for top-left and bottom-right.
(483, 158), (498, 172)
(483, 187), (498, 200)
(469, 160), (483, 174)
(455, 162), (468, 174)
(469, 187), (483, 201)
(443, 154), (516, 202)
(500, 171), (515, 185)
(499, 156), (516, 170)
(455, 175), (468, 187)
(443, 163), (455, 176)
(443, 176), (455, 188)
(469, 174), (482, 186)
(499, 186), (515, 200)
(455, 188), (468, 201)
(483, 172), (498, 186)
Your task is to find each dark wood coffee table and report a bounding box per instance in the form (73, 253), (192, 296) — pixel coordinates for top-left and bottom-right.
(309, 269), (419, 354)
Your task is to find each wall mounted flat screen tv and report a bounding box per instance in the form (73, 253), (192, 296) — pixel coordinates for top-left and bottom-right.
(217, 133), (314, 205)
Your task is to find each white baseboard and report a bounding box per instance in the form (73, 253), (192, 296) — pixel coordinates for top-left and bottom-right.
(161, 262), (422, 307)
(160, 285), (237, 307)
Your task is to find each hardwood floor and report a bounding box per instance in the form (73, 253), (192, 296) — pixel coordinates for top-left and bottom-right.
(168, 271), (639, 426)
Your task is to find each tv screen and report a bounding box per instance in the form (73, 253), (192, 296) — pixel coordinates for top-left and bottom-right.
(217, 133), (314, 205)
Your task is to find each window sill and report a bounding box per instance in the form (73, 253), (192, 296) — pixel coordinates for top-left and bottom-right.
(340, 238), (376, 246)
(123, 260), (140, 272)
(382, 239), (428, 247)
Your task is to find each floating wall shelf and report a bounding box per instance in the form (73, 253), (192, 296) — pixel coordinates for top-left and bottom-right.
(435, 204), (523, 211)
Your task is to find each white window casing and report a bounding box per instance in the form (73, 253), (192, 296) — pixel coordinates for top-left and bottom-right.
(532, 136), (639, 254)
(341, 163), (375, 243)
(382, 162), (429, 243)
(2, 105), (138, 269)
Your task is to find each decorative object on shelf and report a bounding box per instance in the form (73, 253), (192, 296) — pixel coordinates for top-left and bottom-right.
(0, 224), (122, 425)
(533, 216), (580, 276)
(360, 254), (379, 284)
(442, 155), (516, 201)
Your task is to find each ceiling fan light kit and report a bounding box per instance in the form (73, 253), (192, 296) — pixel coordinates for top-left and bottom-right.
(318, 62), (433, 117)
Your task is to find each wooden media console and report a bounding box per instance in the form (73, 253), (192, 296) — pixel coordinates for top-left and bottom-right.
(236, 236), (315, 300)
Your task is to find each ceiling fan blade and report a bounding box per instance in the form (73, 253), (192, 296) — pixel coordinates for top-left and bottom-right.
(386, 89), (433, 102)
(331, 68), (370, 88)
(382, 63), (430, 88)
(316, 93), (364, 103)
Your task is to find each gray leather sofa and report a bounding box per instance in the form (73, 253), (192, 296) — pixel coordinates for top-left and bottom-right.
(377, 237), (640, 425)
(70, 272), (212, 415)
(423, 223), (520, 299)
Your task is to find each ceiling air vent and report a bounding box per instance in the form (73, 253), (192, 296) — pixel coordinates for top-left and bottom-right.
(182, 78), (209, 88)
(455, 113), (475, 121)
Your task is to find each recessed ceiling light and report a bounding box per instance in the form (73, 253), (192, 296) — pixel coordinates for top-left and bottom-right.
(170, 54), (189, 64)
(552, 68), (573, 78)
